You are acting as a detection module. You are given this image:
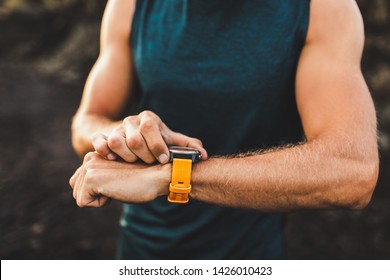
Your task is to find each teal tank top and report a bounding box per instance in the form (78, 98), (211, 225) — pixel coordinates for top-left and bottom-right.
(119, 0), (310, 259)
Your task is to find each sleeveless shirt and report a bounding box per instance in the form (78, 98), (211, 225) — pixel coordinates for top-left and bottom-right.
(119, 0), (310, 259)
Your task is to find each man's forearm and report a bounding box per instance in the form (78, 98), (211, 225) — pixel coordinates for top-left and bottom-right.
(190, 137), (378, 211)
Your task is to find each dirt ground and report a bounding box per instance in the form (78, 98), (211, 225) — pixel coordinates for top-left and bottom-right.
(0, 2), (389, 260)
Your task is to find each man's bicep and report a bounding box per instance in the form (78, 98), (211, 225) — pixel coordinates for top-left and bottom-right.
(295, 0), (376, 144)
(101, 0), (135, 52)
(77, 0), (136, 119)
(78, 45), (133, 119)
(295, 46), (374, 142)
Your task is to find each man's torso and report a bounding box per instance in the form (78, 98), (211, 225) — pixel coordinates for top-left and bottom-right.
(118, 0), (310, 259)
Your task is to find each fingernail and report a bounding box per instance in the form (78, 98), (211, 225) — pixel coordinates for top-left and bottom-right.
(159, 154), (168, 164)
(107, 153), (117, 160)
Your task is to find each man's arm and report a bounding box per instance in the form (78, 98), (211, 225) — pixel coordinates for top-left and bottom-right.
(70, 0), (378, 210)
(71, 0), (135, 157)
(189, 0), (379, 210)
(71, 0), (207, 163)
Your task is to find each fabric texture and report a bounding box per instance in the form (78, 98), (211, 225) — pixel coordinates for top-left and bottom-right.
(118, 0), (310, 259)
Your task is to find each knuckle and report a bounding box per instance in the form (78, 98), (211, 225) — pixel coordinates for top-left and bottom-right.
(123, 116), (131, 124)
(124, 116), (137, 124)
(83, 152), (96, 163)
(126, 135), (144, 150)
(113, 125), (124, 134)
(83, 169), (94, 184)
(124, 117), (139, 128)
(139, 110), (152, 118)
(82, 177), (95, 191)
(76, 199), (86, 208)
(91, 132), (100, 142)
(107, 134), (122, 149)
(139, 119), (155, 134)
(69, 177), (74, 188)
(92, 140), (106, 152)
(139, 110), (160, 122)
(94, 144), (106, 155)
(84, 156), (100, 170)
(91, 135), (109, 154)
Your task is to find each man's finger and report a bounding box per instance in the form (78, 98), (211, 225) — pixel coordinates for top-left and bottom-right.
(163, 129), (208, 160)
(91, 132), (117, 160)
(74, 153), (92, 202)
(137, 116), (169, 164)
(107, 127), (138, 162)
(69, 167), (82, 189)
(124, 116), (156, 164)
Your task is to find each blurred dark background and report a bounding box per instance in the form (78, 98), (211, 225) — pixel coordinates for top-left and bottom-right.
(0, 0), (389, 259)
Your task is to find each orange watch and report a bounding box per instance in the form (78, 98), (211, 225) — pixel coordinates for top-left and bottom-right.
(167, 146), (201, 204)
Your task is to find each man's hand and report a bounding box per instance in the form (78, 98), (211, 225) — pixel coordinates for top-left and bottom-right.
(69, 152), (171, 207)
(91, 110), (208, 164)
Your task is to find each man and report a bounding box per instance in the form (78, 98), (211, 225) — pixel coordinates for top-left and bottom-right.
(70, 0), (379, 259)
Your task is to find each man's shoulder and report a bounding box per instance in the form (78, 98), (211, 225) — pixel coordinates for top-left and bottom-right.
(101, 0), (135, 50)
(307, 0), (364, 45)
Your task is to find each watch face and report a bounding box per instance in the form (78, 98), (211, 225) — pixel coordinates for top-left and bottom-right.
(168, 146), (202, 162)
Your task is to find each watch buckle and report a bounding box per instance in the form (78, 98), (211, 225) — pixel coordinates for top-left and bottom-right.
(169, 183), (191, 193)
(168, 183), (191, 203)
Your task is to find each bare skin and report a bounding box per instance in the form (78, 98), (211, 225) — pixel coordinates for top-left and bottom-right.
(70, 0), (379, 210)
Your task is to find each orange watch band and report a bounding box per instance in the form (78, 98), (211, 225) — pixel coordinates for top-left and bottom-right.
(167, 158), (193, 203)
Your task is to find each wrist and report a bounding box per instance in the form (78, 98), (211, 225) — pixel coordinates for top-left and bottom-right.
(154, 162), (172, 197)
(190, 157), (226, 202)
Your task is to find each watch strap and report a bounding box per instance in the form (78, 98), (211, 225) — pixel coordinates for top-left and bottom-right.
(167, 158), (192, 203)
